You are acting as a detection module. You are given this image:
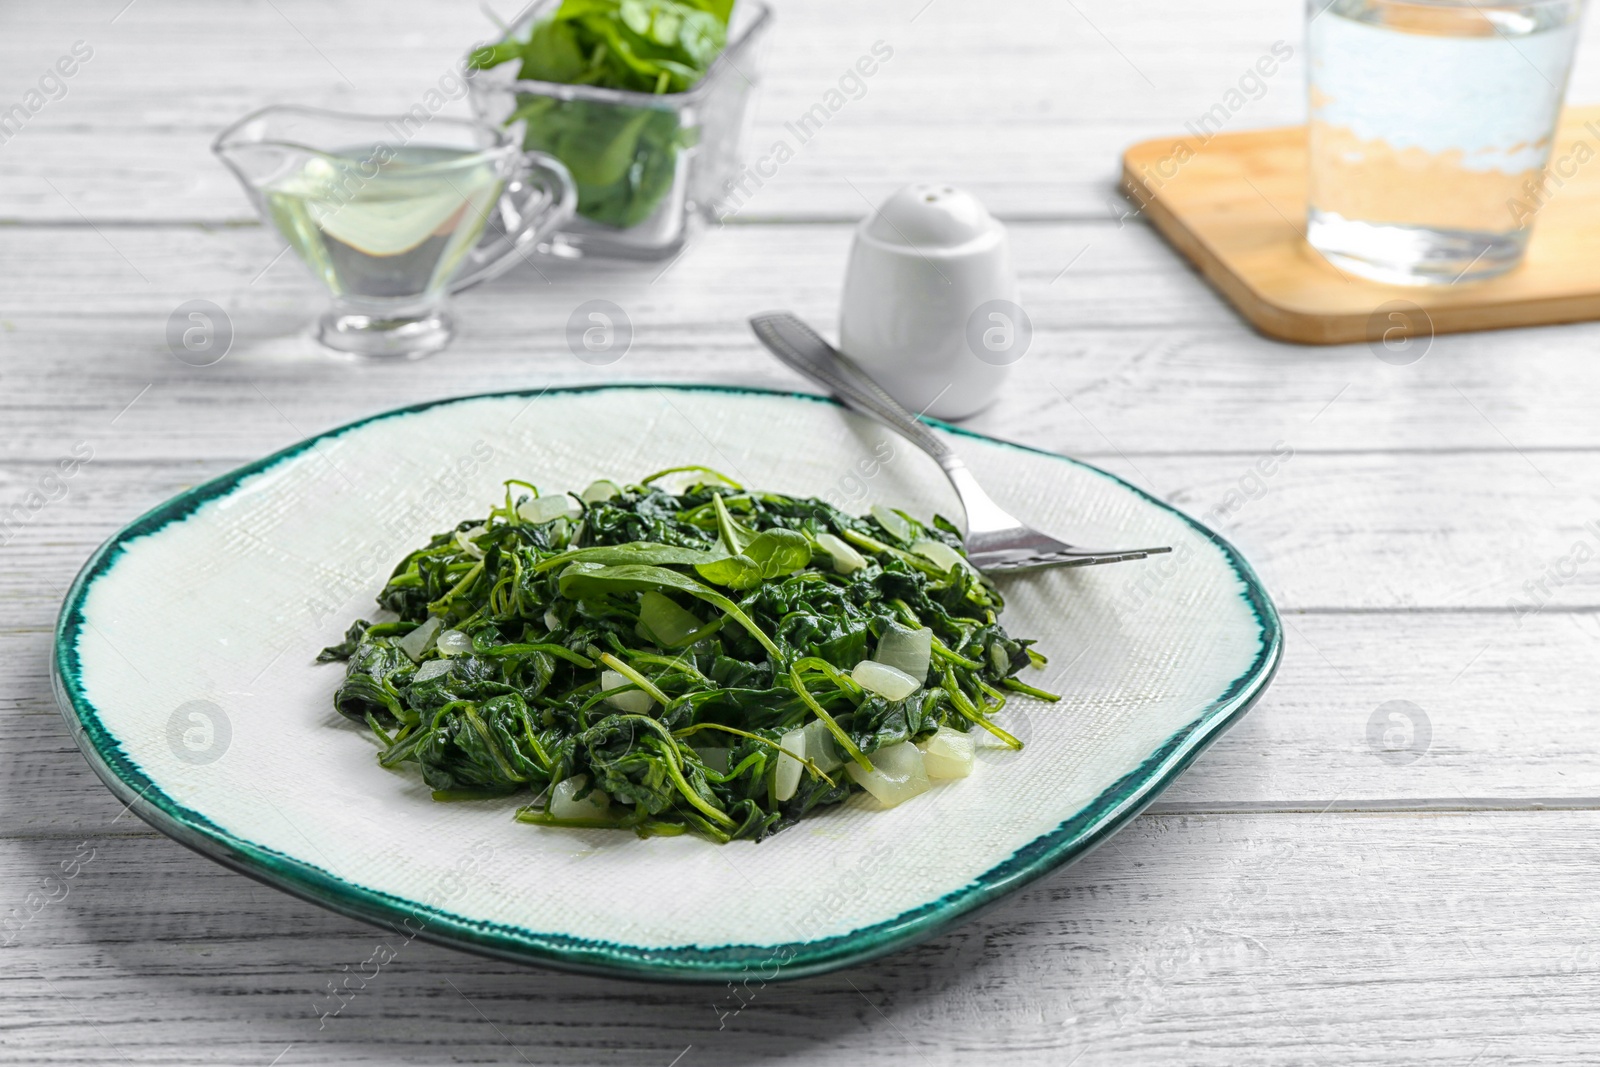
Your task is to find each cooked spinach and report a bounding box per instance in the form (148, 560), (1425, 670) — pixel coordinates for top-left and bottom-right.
(320, 469), (1058, 843)
(468, 0), (735, 228)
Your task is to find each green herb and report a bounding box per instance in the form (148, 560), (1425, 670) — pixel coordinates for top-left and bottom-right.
(469, 0), (735, 228)
(320, 470), (1059, 842)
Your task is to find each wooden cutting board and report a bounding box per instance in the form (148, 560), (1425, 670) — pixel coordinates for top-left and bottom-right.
(1121, 104), (1600, 345)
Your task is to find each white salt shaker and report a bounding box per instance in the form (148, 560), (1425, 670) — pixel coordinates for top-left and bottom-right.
(839, 183), (1025, 421)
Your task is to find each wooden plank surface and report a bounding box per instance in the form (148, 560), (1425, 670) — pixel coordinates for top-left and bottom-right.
(0, 0), (1310, 222)
(5, 224), (1600, 460)
(5, 0), (1600, 224)
(2, 0), (1597, 1063)
(4, 813), (1599, 1066)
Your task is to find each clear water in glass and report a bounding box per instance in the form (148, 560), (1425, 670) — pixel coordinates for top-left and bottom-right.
(1306, 0), (1582, 285)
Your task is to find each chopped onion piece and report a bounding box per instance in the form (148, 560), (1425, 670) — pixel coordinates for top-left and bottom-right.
(851, 659), (920, 701)
(639, 590), (703, 647)
(870, 504), (913, 542)
(874, 624), (932, 682)
(543, 608), (560, 631)
(517, 494), (574, 524)
(454, 525), (487, 559)
(800, 718), (844, 773)
(435, 629), (473, 657)
(550, 775), (610, 819)
(601, 669), (654, 714)
(816, 532), (867, 574)
(774, 728), (805, 802)
(396, 617), (441, 662)
(412, 659), (453, 684)
(845, 741), (929, 807)
(917, 726), (975, 779)
(911, 537), (967, 574)
(581, 479), (621, 504)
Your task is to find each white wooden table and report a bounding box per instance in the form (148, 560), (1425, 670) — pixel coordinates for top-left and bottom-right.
(5, 1), (1599, 1063)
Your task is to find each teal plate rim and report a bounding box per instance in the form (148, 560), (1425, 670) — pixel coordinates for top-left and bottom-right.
(52, 383), (1283, 984)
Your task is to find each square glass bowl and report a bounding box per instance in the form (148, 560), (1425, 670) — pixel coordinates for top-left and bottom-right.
(466, 0), (771, 261)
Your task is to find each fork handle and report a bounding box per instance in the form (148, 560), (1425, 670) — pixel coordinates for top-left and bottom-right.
(750, 311), (1171, 562)
(750, 311), (1025, 537)
(749, 312), (959, 468)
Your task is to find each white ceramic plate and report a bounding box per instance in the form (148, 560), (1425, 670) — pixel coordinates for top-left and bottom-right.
(54, 385), (1280, 980)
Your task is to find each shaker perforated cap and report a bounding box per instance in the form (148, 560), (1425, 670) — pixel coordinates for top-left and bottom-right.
(860, 183), (1002, 252)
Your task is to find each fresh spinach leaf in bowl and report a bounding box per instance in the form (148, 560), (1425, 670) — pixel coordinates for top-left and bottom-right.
(469, 0), (735, 228)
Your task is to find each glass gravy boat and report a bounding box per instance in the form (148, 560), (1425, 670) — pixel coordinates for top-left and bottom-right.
(215, 106), (575, 358)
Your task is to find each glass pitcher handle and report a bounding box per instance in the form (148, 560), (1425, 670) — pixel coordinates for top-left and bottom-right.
(451, 150), (576, 293)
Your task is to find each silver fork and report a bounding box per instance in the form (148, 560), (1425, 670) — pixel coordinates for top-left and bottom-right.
(749, 311), (1172, 573)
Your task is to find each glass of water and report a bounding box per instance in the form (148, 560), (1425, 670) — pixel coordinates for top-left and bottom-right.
(1306, 0), (1583, 285)
(215, 107), (575, 358)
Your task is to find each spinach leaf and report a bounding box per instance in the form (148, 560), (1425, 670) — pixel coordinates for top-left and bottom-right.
(535, 540), (728, 572)
(694, 528), (811, 590)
